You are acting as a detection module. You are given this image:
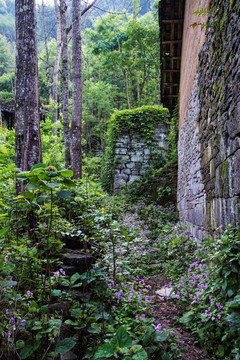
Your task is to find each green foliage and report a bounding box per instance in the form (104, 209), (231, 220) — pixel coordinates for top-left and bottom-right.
(0, 90), (14, 103)
(166, 102), (178, 167)
(154, 224), (240, 359)
(0, 72), (14, 92)
(101, 105), (169, 192)
(0, 34), (14, 75)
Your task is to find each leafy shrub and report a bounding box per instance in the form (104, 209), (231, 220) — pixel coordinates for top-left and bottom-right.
(155, 224), (240, 359)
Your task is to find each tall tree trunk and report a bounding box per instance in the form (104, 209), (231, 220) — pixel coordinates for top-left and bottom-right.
(71, 0), (82, 179)
(53, 0), (62, 122)
(42, 0), (52, 100)
(124, 68), (131, 110)
(133, 0), (140, 104)
(60, 0), (71, 168)
(15, 0), (42, 194)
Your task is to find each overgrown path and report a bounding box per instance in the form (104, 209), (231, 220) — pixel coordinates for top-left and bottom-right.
(149, 273), (208, 359)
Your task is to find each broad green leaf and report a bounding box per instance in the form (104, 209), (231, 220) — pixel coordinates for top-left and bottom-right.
(15, 340), (25, 349)
(94, 344), (114, 359)
(61, 169), (73, 177)
(63, 178), (75, 187)
(31, 168), (45, 175)
(17, 171), (31, 178)
(37, 196), (47, 203)
(179, 310), (194, 324)
(154, 330), (169, 342)
(56, 190), (71, 199)
(55, 338), (76, 354)
(132, 347), (148, 360)
(31, 163), (47, 171)
(49, 319), (62, 329)
(23, 191), (35, 200)
(71, 308), (81, 318)
(1, 280), (17, 287)
(70, 273), (82, 283)
(20, 344), (35, 359)
(20, 341), (40, 359)
(0, 226), (10, 237)
(111, 326), (132, 348)
(52, 289), (61, 297)
(46, 182), (60, 188)
(29, 300), (39, 313)
(24, 183), (39, 191)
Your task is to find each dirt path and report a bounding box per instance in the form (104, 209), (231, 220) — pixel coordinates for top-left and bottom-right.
(148, 274), (209, 360)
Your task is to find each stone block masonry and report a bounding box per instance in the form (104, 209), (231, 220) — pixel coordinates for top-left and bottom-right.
(114, 125), (169, 192)
(178, 0), (240, 239)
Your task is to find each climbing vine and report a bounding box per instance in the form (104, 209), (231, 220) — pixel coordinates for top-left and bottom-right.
(101, 105), (170, 192)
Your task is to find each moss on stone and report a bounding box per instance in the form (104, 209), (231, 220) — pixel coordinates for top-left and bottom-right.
(222, 160), (227, 195)
(101, 105), (170, 192)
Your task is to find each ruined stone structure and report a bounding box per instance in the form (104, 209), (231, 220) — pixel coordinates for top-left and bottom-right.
(114, 125), (169, 191)
(177, 0), (240, 239)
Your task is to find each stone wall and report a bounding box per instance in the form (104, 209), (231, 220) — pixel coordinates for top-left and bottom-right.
(178, 0), (240, 239)
(114, 124), (169, 192)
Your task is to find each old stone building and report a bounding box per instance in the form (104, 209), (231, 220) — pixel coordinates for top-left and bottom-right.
(160, 0), (240, 239)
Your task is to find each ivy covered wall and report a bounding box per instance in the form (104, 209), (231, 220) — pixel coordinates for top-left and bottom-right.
(178, 0), (240, 239)
(101, 105), (172, 194)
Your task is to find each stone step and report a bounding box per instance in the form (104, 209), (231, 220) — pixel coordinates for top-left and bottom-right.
(63, 252), (95, 267)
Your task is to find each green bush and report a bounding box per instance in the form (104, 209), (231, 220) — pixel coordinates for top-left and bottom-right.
(0, 90), (14, 104)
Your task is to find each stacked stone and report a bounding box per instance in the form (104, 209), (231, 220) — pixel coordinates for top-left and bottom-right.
(114, 124), (168, 192)
(178, 0), (240, 239)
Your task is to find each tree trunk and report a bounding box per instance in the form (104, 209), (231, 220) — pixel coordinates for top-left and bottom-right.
(71, 0), (82, 179)
(124, 68), (131, 110)
(60, 0), (71, 168)
(15, 0), (42, 194)
(133, 0), (140, 104)
(53, 0), (62, 122)
(41, 0), (52, 100)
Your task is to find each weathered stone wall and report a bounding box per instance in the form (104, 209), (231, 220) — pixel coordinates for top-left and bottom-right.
(178, 0), (240, 239)
(114, 124), (169, 191)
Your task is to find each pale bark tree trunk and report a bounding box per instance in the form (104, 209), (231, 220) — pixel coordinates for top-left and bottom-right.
(124, 68), (131, 110)
(60, 0), (71, 168)
(42, 0), (52, 100)
(133, 0), (140, 104)
(71, 0), (82, 179)
(53, 0), (62, 122)
(15, 0), (42, 194)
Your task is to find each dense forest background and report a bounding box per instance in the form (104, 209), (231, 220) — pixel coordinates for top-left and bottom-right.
(0, 0), (160, 169)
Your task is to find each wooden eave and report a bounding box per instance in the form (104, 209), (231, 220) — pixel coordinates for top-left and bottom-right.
(159, 0), (185, 113)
